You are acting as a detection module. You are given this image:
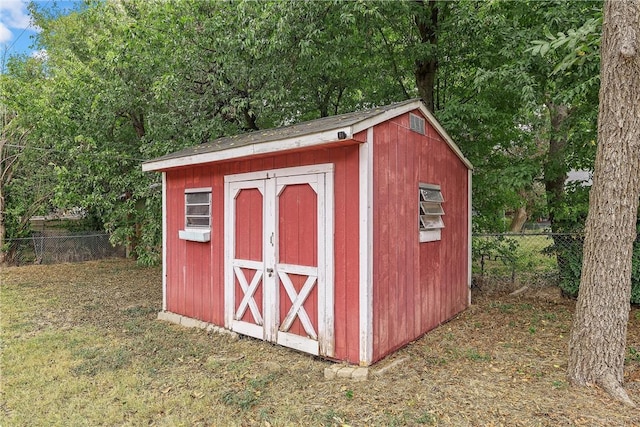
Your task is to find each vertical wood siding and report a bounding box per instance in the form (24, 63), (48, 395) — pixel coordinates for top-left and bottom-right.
(165, 167), (215, 323)
(372, 111), (469, 362)
(164, 145), (361, 363)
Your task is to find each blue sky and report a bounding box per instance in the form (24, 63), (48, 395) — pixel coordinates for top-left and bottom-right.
(1, 0), (80, 60)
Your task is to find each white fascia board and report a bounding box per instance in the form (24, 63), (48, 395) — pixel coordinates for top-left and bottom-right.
(351, 101), (473, 171)
(418, 105), (474, 170)
(141, 127), (353, 172)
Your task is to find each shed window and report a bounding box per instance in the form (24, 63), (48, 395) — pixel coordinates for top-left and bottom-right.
(419, 184), (444, 242)
(410, 113), (425, 135)
(185, 188), (211, 229)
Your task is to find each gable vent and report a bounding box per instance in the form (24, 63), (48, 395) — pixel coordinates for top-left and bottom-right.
(409, 113), (425, 135)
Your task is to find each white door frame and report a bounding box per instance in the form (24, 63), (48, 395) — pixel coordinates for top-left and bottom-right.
(224, 163), (335, 357)
(225, 179), (267, 340)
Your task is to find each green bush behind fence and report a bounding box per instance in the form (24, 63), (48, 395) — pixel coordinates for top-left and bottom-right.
(472, 233), (640, 303)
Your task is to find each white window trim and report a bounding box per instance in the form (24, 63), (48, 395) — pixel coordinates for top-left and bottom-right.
(180, 187), (212, 242)
(419, 183), (444, 243)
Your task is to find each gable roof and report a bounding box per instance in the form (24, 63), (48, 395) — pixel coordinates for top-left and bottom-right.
(142, 98), (472, 172)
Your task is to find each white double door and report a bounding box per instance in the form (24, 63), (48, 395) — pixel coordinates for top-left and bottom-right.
(224, 165), (334, 357)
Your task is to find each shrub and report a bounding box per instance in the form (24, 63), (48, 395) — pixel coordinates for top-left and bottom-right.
(552, 231), (640, 304)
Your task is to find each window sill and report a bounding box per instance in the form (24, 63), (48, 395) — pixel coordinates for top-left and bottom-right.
(419, 229), (441, 243)
(179, 229), (211, 242)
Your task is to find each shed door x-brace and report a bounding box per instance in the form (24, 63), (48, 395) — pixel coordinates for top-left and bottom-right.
(224, 164), (335, 357)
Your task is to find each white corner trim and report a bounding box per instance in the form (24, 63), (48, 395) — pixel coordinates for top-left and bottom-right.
(178, 229), (211, 242)
(359, 127), (374, 365)
(322, 169), (336, 358)
(162, 172), (167, 311)
(468, 169), (473, 306)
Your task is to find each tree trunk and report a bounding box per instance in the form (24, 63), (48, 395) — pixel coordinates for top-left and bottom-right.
(542, 102), (576, 285)
(1, 113), (11, 266)
(508, 206), (527, 233)
(543, 101), (569, 234)
(414, 0), (438, 113)
(567, 0), (640, 407)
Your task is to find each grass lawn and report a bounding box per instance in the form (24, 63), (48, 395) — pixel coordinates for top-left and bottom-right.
(1, 259), (640, 426)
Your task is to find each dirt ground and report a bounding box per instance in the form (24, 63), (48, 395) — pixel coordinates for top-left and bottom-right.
(1, 259), (640, 426)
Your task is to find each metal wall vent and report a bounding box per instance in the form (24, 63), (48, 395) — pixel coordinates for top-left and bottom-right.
(409, 113), (425, 135)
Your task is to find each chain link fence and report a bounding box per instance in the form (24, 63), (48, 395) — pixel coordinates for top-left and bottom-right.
(0, 230), (611, 295)
(472, 233), (582, 292)
(3, 232), (126, 266)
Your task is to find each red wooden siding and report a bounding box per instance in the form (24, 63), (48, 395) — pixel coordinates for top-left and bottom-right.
(372, 111), (469, 362)
(164, 145), (361, 363)
(165, 167), (215, 323)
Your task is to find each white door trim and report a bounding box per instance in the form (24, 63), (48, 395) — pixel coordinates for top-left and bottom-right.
(224, 163), (334, 184)
(224, 179), (266, 340)
(224, 164), (335, 357)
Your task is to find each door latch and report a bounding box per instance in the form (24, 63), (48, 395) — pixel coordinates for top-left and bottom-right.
(266, 267), (274, 277)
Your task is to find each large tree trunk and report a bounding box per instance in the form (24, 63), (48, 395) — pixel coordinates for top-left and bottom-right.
(567, 0), (640, 407)
(414, 0), (438, 113)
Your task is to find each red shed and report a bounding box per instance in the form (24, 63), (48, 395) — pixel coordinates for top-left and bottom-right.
(142, 99), (472, 365)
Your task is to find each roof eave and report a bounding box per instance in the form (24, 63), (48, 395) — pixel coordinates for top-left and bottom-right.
(141, 126), (355, 172)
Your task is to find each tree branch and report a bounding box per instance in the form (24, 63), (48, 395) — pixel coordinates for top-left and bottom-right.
(376, 27), (410, 99)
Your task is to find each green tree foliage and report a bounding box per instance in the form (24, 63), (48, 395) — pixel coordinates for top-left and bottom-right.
(436, 0), (601, 232)
(1, 55), (63, 263)
(0, 0), (607, 265)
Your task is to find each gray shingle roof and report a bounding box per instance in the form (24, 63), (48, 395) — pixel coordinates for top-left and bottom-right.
(144, 99), (418, 163)
(142, 98), (472, 171)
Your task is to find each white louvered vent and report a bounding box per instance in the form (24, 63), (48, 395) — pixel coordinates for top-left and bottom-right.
(409, 113), (425, 135)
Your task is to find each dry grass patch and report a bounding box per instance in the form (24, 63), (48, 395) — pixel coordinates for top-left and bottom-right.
(1, 259), (639, 426)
